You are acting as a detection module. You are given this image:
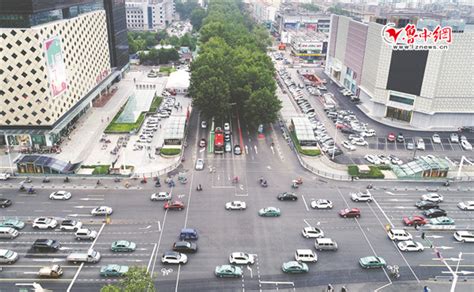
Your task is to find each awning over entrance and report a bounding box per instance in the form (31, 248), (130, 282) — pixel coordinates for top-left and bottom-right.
(14, 155), (80, 174)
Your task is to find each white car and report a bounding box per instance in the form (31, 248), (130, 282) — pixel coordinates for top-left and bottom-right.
(342, 141), (356, 151)
(151, 192), (171, 201)
(432, 134), (441, 144)
(450, 133), (459, 143)
(378, 155), (391, 165)
(351, 191), (373, 202)
(389, 155), (403, 165)
(75, 228), (98, 241)
(461, 140), (472, 150)
(49, 191), (72, 200)
(388, 229), (413, 241)
(351, 138), (368, 146)
(201, 121), (207, 129)
(229, 252), (255, 265)
(0, 173), (11, 180)
(91, 206), (113, 216)
(362, 129), (376, 137)
(60, 220), (82, 231)
(421, 193), (444, 203)
(416, 138), (425, 150)
(161, 251), (187, 264)
(195, 158), (204, 170)
(224, 123), (231, 133)
(457, 201), (474, 211)
(310, 199), (333, 209)
(32, 217), (58, 229)
(364, 154), (381, 165)
(398, 240), (424, 252)
(302, 226), (325, 238)
(225, 201), (247, 210)
(453, 231), (474, 243)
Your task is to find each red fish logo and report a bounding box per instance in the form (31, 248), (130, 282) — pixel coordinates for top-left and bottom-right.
(382, 23), (403, 44)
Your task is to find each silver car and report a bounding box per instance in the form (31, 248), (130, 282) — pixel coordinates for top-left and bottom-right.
(0, 249), (18, 264)
(195, 159), (204, 170)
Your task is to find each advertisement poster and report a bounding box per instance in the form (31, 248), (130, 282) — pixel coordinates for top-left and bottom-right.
(44, 36), (68, 97)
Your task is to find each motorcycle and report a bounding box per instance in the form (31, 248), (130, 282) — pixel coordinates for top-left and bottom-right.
(293, 178), (303, 185)
(140, 179), (147, 184)
(27, 188), (36, 194)
(64, 177), (70, 183)
(42, 177), (50, 183)
(196, 184), (203, 191)
(367, 184), (373, 189)
(387, 265), (400, 279)
(443, 180), (451, 187)
(19, 185), (26, 192)
(260, 180), (268, 187)
(114, 177), (121, 183)
(291, 182), (299, 189)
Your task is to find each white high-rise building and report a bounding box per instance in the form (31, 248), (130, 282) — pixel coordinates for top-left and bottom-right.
(126, 0), (175, 31)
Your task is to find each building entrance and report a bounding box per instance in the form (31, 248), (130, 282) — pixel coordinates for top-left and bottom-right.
(386, 106), (412, 122)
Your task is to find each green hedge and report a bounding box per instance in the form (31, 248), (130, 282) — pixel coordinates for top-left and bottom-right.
(104, 111), (146, 134)
(160, 148), (181, 156)
(82, 165), (110, 175)
(149, 95), (163, 113)
(159, 66), (176, 75)
(289, 130), (320, 157)
(377, 165), (392, 170)
(348, 165), (385, 179)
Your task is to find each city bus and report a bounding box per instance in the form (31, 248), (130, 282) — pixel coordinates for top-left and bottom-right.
(214, 127), (224, 154)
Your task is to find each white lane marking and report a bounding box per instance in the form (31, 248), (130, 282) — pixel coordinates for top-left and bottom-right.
(157, 221), (161, 232)
(146, 243), (158, 273)
(303, 219), (312, 227)
(66, 263), (84, 292)
(301, 195), (309, 211)
(372, 198), (395, 228)
(79, 198), (103, 201)
(32, 258), (63, 262)
(139, 225), (152, 230)
(174, 264), (181, 292)
(90, 222), (105, 249)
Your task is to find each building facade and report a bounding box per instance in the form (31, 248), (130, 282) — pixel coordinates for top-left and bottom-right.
(289, 32), (328, 62)
(326, 15), (474, 129)
(125, 0), (175, 31)
(0, 0), (127, 148)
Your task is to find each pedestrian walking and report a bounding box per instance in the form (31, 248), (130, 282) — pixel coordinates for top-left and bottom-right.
(341, 286), (348, 292)
(423, 286), (431, 292)
(327, 284), (334, 292)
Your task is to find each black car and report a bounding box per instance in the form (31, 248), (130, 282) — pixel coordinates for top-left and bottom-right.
(32, 239), (61, 252)
(0, 199), (12, 208)
(224, 134), (231, 142)
(172, 241), (198, 253)
(340, 127), (356, 134)
(415, 200), (439, 210)
(423, 208), (447, 218)
(277, 192), (298, 201)
(396, 133), (405, 143)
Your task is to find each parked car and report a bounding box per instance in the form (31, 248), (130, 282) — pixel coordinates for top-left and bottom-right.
(450, 133), (459, 143)
(342, 140), (356, 151)
(396, 133), (405, 143)
(432, 134), (441, 144)
(406, 142), (415, 150)
(416, 138), (426, 150)
(351, 138), (368, 146)
(461, 140), (473, 150)
(387, 133), (396, 142)
(364, 154), (381, 165)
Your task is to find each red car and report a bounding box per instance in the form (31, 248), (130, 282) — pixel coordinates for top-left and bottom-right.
(164, 200), (185, 210)
(387, 133), (396, 142)
(403, 215), (428, 226)
(339, 208), (361, 218)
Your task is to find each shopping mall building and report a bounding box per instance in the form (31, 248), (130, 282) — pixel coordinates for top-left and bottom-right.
(325, 15), (473, 129)
(0, 0), (129, 149)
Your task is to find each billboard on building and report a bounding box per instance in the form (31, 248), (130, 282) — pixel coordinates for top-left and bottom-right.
(44, 36), (68, 97)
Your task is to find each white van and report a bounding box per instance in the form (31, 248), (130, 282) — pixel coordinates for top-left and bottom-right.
(314, 238), (338, 251)
(0, 173), (11, 180)
(0, 227), (19, 239)
(387, 229), (412, 241)
(454, 231), (474, 243)
(294, 249), (317, 262)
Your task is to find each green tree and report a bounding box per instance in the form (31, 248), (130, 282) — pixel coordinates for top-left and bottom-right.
(300, 3), (320, 12)
(190, 7), (207, 31)
(100, 285), (121, 292)
(175, 0), (200, 20)
(243, 88), (282, 127)
(100, 267), (155, 292)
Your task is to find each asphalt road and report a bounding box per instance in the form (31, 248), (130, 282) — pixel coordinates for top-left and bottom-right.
(0, 110), (473, 292)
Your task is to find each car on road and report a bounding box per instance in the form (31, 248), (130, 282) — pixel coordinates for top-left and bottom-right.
(199, 139), (206, 148)
(359, 256), (386, 269)
(111, 240), (136, 252)
(164, 200), (185, 211)
(421, 193), (444, 203)
(151, 192), (171, 201)
(282, 261), (309, 274)
(429, 216), (455, 225)
(100, 264), (129, 277)
(423, 208), (447, 218)
(432, 134), (441, 144)
(450, 133), (459, 143)
(0, 249), (18, 264)
(453, 231), (474, 243)
(229, 252), (255, 265)
(416, 138), (425, 150)
(461, 140), (473, 150)
(224, 123), (231, 133)
(32, 217), (58, 229)
(91, 206), (113, 216)
(339, 208), (360, 218)
(310, 199), (333, 209)
(398, 240), (424, 252)
(225, 201), (246, 210)
(195, 158), (204, 170)
(364, 154), (380, 165)
(0, 219), (25, 230)
(457, 201), (474, 211)
(258, 207), (281, 217)
(277, 192), (298, 201)
(387, 133), (396, 142)
(201, 121), (207, 129)
(415, 200), (439, 210)
(342, 140), (356, 151)
(351, 138), (368, 146)
(351, 191), (373, 202)
(75, 228), (97, 241)
(49, 191), (72, 200)
(396, 133), (405, 143)
(302, 226), (324, 238)
(173, 241), (198, 253)
(161, 251), (188, 264)
(403, 216), (428, 226)
(215, 265), (242, 278)
(388, 229), (412, 241)
(32, 239), (61, 252)
(234, 145), (242, 155)
(60, 219), (82, 231)
(0, 199), (12, 208)
(225, 142), (232, 152)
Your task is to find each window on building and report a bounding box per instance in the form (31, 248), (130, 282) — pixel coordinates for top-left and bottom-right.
(389, 95), (414, 105)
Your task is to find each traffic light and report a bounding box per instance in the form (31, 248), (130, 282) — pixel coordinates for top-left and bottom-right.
(421, 232), (425, 239)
